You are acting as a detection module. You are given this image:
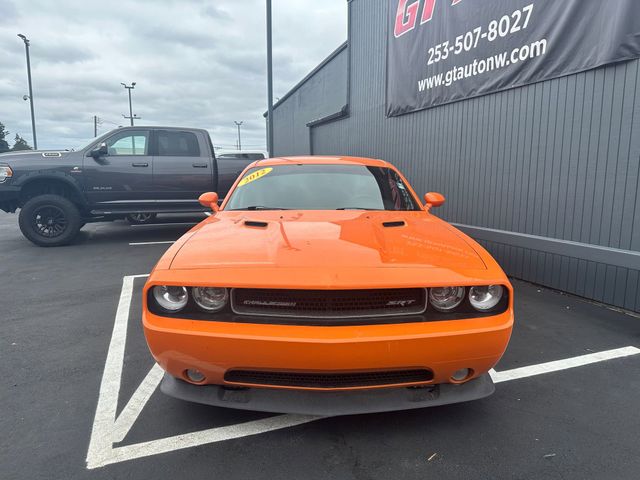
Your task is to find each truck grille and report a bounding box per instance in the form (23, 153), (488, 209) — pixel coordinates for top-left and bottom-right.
(230, 288), (427, 318)
(224, 369), (433, 389)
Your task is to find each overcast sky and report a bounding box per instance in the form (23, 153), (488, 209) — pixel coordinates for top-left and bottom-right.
(0, 0), (347, 151)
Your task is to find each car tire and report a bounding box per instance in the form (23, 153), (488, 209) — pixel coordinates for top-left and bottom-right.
(126, 213), (157, 225)
(18, 194), (83, 247)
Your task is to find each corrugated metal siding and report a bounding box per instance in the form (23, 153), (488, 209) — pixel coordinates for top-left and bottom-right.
(273, 0), (640, 312)
(272, 46), (348, 156)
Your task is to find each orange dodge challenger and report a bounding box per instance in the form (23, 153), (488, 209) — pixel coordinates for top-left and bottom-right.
(142, 156), (513, 415)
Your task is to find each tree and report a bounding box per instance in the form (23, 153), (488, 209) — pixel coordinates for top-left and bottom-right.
(12, 133), (32, 151)
(0, 122), (9, 153)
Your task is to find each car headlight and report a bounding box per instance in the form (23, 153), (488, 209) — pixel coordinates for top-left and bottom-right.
(469, 285), (504, 311)
(152, 285), (188, 312)
(428, 286), (465, 312)
(0, 166), (13, 183)
(192, 287), (228, 312)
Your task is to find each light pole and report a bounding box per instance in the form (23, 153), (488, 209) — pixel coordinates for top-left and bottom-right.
(121, 82), (137, 126)
(122, 113), (141, 124)
(17, 34), (37, 150)
(234, 121), (243, 150)
(266, 0), (274, 157)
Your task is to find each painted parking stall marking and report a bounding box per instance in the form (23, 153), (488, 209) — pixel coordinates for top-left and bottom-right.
(129, 222), (199, 228)
(489, 346), (640, 383)
(86, 274), (640, 469)
(129, 241), (176, 246)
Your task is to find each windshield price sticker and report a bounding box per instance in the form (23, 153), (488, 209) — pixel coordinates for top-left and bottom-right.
(238, 167), (273, 187)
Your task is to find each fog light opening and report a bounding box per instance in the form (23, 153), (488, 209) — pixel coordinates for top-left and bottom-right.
(185, 369), (206, 384)
(450, 368), (473, 383)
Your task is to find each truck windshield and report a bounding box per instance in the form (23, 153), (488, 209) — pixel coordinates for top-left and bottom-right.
(225, 164), (421, 211)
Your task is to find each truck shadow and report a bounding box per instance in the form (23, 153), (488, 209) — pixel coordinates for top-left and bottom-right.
(72, 214), (207, 246)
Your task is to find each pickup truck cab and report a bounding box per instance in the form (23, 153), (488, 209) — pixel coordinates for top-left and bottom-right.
(0, 126), (254, 246)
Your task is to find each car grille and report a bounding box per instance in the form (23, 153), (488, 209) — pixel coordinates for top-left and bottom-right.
(224, 369), (434, 389)
(230, 288), (427, 318)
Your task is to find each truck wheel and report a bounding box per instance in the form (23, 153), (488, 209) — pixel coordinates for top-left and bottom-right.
(126, 213), (157, 225)
(18, 194), (82, 247)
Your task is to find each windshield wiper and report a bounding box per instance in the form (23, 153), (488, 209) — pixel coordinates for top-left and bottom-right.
(230, 206), (290, 211)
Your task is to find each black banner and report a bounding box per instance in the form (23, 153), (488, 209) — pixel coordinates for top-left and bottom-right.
(386, 0), (640, 117)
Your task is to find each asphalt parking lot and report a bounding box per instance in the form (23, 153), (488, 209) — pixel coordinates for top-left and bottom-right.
(2, 211), (640, 480)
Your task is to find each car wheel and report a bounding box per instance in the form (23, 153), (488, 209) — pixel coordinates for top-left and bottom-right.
(126, 213), (157, 225)
(18, 194), (82, 247)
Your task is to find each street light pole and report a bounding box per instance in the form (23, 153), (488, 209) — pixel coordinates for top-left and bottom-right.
(121, 82), (137, 126)
(17, 34), (37, 150)
(266, 0), (274, 157)
(234, 121), (243, 150)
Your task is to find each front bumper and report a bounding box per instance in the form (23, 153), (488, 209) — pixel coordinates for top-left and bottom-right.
(160, 372), (495, 415)
(0, 186), (20, 212)
(143, 310), (513, 388)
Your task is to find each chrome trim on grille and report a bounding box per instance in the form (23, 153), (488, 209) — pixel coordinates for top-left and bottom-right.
(230, 288), (429, 319)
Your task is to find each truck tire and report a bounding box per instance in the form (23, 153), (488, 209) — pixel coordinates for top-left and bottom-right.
(18, 194), (82, 247)
(126, 213), (157, 225)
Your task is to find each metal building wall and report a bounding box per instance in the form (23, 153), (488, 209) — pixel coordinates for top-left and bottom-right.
(273, 0), (640, 312)
(271, 43), (348, 156)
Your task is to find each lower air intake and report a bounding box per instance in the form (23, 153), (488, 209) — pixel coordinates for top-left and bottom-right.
(224, 369), (434, 389)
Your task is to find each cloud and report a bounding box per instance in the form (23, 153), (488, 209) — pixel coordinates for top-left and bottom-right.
(34, 41), (95, 64)
(0, 0), (347, 150)
(0, 0), (19, 22)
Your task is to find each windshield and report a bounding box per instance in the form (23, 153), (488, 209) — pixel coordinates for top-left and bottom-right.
(224, 164), (421, 211)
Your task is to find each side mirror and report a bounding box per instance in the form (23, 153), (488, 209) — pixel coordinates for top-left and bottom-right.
(199, 192), (219, 212)
(91, 142), (108, 158)
(424, 192), (445, 209)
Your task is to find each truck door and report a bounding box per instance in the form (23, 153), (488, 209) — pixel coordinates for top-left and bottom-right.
(152, 129), (213, 203)
(82, 129), (153, 204)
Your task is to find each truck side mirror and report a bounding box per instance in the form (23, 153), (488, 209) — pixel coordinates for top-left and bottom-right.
(91, 142), (108, 158)
(199, 192), (219, 212)
(424, 192), (445, 209)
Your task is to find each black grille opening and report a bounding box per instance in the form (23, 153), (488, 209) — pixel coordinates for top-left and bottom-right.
(224, 369), (434, 388)
(231, 288), (427, 318)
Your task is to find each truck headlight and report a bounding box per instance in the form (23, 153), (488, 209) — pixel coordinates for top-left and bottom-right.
(469, 285), (504, 311)
(192, 287), (228, 312)
(0, 166), (13, 183)
(152, 286), (188, 312)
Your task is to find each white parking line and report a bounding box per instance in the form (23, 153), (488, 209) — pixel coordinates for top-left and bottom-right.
(130, 222), (198, 228)
(129, 241), (175, 246)
(87, 274), (143, 469)
(86, 274), (640, 469)
(106, 414), (317, 467)
(111, 364), (165, 443)
(489, 346), (640, 383)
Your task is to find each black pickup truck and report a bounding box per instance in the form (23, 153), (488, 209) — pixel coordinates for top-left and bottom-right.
(0, 126), (254, 246)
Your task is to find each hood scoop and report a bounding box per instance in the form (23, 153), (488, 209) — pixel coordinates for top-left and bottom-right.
(244, 220), (269, 228)
(382, 220), (406, 228)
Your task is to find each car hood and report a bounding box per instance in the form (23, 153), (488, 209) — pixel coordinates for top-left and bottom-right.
(169, 211), (486, 271)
